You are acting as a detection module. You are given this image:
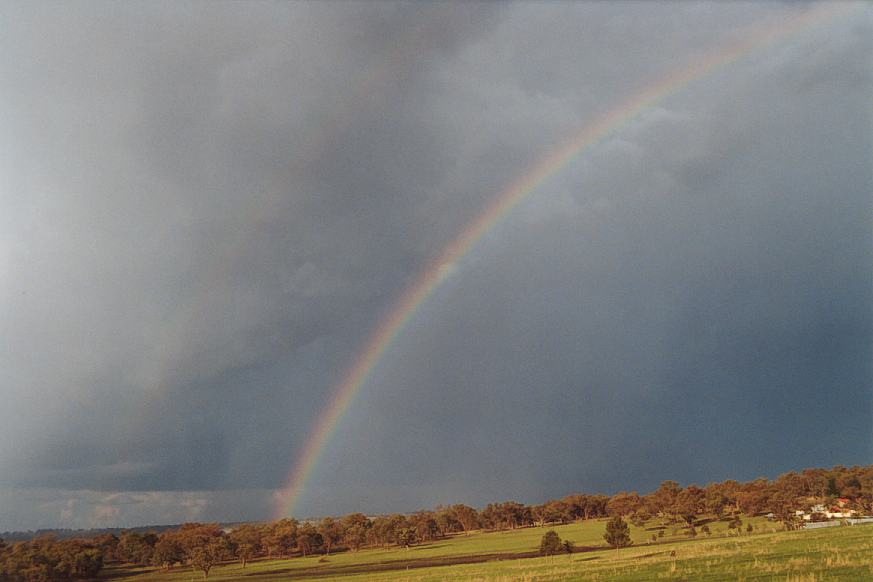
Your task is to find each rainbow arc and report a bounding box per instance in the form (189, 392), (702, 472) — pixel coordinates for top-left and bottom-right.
(272, 2), (856, 520)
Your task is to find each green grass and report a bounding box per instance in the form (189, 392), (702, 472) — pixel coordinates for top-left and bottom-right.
(103, 519), (873, 581)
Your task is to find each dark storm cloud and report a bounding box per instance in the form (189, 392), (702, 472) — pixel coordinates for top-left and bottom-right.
(304, 4), (873, 514)
(1, 2), (870, 529)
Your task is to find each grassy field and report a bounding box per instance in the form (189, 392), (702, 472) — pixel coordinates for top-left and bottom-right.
(103, 519), (873, 581)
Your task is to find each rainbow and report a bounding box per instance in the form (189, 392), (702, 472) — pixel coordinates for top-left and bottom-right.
(272, 2), (856, 519)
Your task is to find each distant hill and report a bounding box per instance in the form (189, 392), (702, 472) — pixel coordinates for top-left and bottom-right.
(0, 522), (251, 542)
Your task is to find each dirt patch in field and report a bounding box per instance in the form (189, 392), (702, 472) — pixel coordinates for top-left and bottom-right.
(245, 546), (605, 579)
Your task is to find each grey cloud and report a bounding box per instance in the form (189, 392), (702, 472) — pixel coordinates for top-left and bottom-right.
(1, 2), (870, 529)
(0, 488), (273, 531)
(1, 1), (502, 498)
(305, 3), (872, 515)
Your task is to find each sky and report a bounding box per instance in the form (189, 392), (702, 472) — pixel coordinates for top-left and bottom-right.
(1, 1), (871, 531)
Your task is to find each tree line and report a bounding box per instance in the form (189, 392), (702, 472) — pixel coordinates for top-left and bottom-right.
(2, 463), (871, 580)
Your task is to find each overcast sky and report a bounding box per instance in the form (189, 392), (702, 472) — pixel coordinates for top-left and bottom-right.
(1, 1), (871, 531)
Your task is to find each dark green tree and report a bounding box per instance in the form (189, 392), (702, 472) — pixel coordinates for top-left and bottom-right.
(603, 516), (632, 550)
(539, 530), (562, 556)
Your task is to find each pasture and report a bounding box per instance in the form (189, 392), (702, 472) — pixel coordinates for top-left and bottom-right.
(102, 518), (873, 581)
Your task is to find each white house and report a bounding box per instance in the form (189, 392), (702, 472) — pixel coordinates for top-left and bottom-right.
(797, 502), (857, 521)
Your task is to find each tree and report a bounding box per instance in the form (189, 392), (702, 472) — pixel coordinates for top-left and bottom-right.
(674, 486), (703, 525)
(496, 501), (530, 530)
(769, 491), (799, 531)
(296, 523), (322, 557)
(341, 513), (371, 530)
(539, 530), (562, 556)
(152, 535), (184, 570)
(603, 516), (632, 550)
(117, 532), (154, 565)
(703, 487), (730, 519)
(189, 544), (219, 580)
(229, 525), (261, 568)
(343, 524), (368, 552)
(395, 527), (416, 549)
(413, 516), (439, 542)
(629, 510), (651, 528)
(263, 518), (297, 558)
(176, 526), (230, 579)
(728, 516), (743, 534)
(531, 504), (548, 527)
(433, 506), (459, 535)
(607, 492), (643, 517)
(93, 534), (119, 561)
(369, 514), (409, 548)
(562, 540), (574, 554)
(70, 545), (103, 579)
(651, 481), (681, 518)
(0, 537), (107, 581)
(368, 517), (394, 547)
(585, 495), (610, 520)
(176, 523), (225, 559)
(533, 501), (570, 526)
(317, 517), (343, 555)
(479, 503), (501, 530)
(449, 504), (479, 534)
(341, 513), (371, 551)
